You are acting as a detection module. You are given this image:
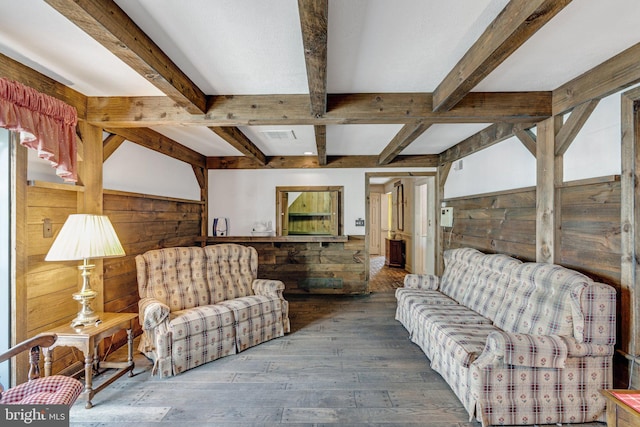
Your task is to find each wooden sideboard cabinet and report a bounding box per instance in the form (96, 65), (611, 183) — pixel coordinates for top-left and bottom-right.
(385, 238), (405, 268)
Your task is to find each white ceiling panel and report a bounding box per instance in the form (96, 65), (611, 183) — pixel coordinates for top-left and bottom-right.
(327, 125), (404, 155)
(327, 0), (509, 93)
(401, 123), (491, 155)
(0, 0), (163, 96)
(150, 126), (243, 157)
(475, 0), (640, 91)
(115, 0), (309, 95)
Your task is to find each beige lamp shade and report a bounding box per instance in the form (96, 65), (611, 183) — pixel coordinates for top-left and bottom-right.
(45, 214), (125, 261)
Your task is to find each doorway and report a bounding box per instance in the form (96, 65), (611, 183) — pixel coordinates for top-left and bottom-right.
(365, 172), (436, 291)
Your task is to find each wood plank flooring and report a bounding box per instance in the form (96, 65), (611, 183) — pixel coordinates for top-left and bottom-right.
(69, 291), (605, 426)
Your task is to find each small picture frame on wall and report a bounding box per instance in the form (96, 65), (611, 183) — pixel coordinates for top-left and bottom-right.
(395, 181), (404, 231)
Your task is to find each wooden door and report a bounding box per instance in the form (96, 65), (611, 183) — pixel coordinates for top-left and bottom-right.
(369, 193), (381, 254)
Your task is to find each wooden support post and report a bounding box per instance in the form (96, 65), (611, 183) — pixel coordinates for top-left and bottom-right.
(77, 121), (105, 311)
(436, 162), (452, 275)
(621, 87), (640, 373)
(536, 117), (561, 263)
(192, 166), (208, 242)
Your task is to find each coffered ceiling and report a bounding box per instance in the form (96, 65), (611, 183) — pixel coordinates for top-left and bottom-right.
(1, 0), (639, 168)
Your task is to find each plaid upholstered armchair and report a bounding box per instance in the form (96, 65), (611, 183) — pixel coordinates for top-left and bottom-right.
(136, 244), (290, 377)
(0, 334), (83, 405)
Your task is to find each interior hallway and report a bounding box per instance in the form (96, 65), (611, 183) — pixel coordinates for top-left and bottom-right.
(368, 255), (407, 293)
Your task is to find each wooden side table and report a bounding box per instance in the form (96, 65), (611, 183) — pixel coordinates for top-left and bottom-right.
(601, 389), (640, 427)
(40, 312), (138, 409)
(385, 238), (405, 268)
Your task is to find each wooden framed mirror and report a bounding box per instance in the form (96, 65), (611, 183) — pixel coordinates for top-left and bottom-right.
(276, 186), (343, 236)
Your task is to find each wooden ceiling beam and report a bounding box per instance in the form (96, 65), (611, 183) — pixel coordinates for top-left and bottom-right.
(103, 133), (125, 161)
(553, 42), (640, 115)
(432, 0), (572, 112)
(209, 127), (267, 166)
(87, 91), (550, 126)
(45, 0), (207, 114)
(378, 122), (432, 165)
(555, 99), (599, 155)
(207, 155), (438, 170)
(104, 127), (206, 167)
(314, 125), (327, 166)
(439, 122), (535, 164)
(298, 0), (328, 117)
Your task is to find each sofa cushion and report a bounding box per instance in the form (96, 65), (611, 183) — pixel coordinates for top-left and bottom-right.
(136, 247), (210, 311)
(169, 305), (236, 375)
(219, 295), (284, 351)
(460, 253), (521, 321)
(413, 303), (492, 328)
(439, 248), (483, 303)
(395, 288), (459, 334)
(494, 262), (588, 339)
(429, 323), (498, 369)
(395, 288), (458, 310)
(204, 244), (258, 302)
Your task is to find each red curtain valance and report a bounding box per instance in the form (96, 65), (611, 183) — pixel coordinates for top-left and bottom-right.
(0, 78), (78, 182)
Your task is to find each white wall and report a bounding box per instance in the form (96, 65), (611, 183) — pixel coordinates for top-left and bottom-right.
(208, 168), (434, 236)
(27, 139), (201, 201)
(564, 90), (622, 181)
(445, 136), (536, 199)
(444, 87), (631, 199)
(103, 142), (200, 200)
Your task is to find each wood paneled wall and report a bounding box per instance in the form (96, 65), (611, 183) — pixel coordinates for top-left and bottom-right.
(558, 177), (621, 285)
(442, 186), (537, 260)
(102, 190), (204, 315)
(26, 183), (81, 334)
(26, 182), (82, 376)
(23, 184), (204, 376)
(442, 177), (621, 283)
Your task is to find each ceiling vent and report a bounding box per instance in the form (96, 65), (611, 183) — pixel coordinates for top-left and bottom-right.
(260, 130), (297, 141)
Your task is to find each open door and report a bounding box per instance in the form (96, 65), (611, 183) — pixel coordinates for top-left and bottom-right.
(414, 177), (436, 274)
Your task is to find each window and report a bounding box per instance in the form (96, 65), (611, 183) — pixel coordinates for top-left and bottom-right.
(0, 128), (10, 385)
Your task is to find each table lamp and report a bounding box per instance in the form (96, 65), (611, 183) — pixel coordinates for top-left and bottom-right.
(45, 214), (125, 327)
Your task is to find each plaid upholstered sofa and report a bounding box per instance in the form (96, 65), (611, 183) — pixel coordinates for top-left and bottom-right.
(136, 244), (290, 378)
(396, 247), (616, 426)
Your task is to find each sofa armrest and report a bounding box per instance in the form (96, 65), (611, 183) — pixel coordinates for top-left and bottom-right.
(483, 330), (569, 369)
(252, 279), (285, 298)
(403, 274), (439, 290)
(138, 297), (170, 330)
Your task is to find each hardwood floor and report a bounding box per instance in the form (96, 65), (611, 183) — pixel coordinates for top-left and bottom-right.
(69, 290), (605, 426)
(368, 255), (406, 293)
